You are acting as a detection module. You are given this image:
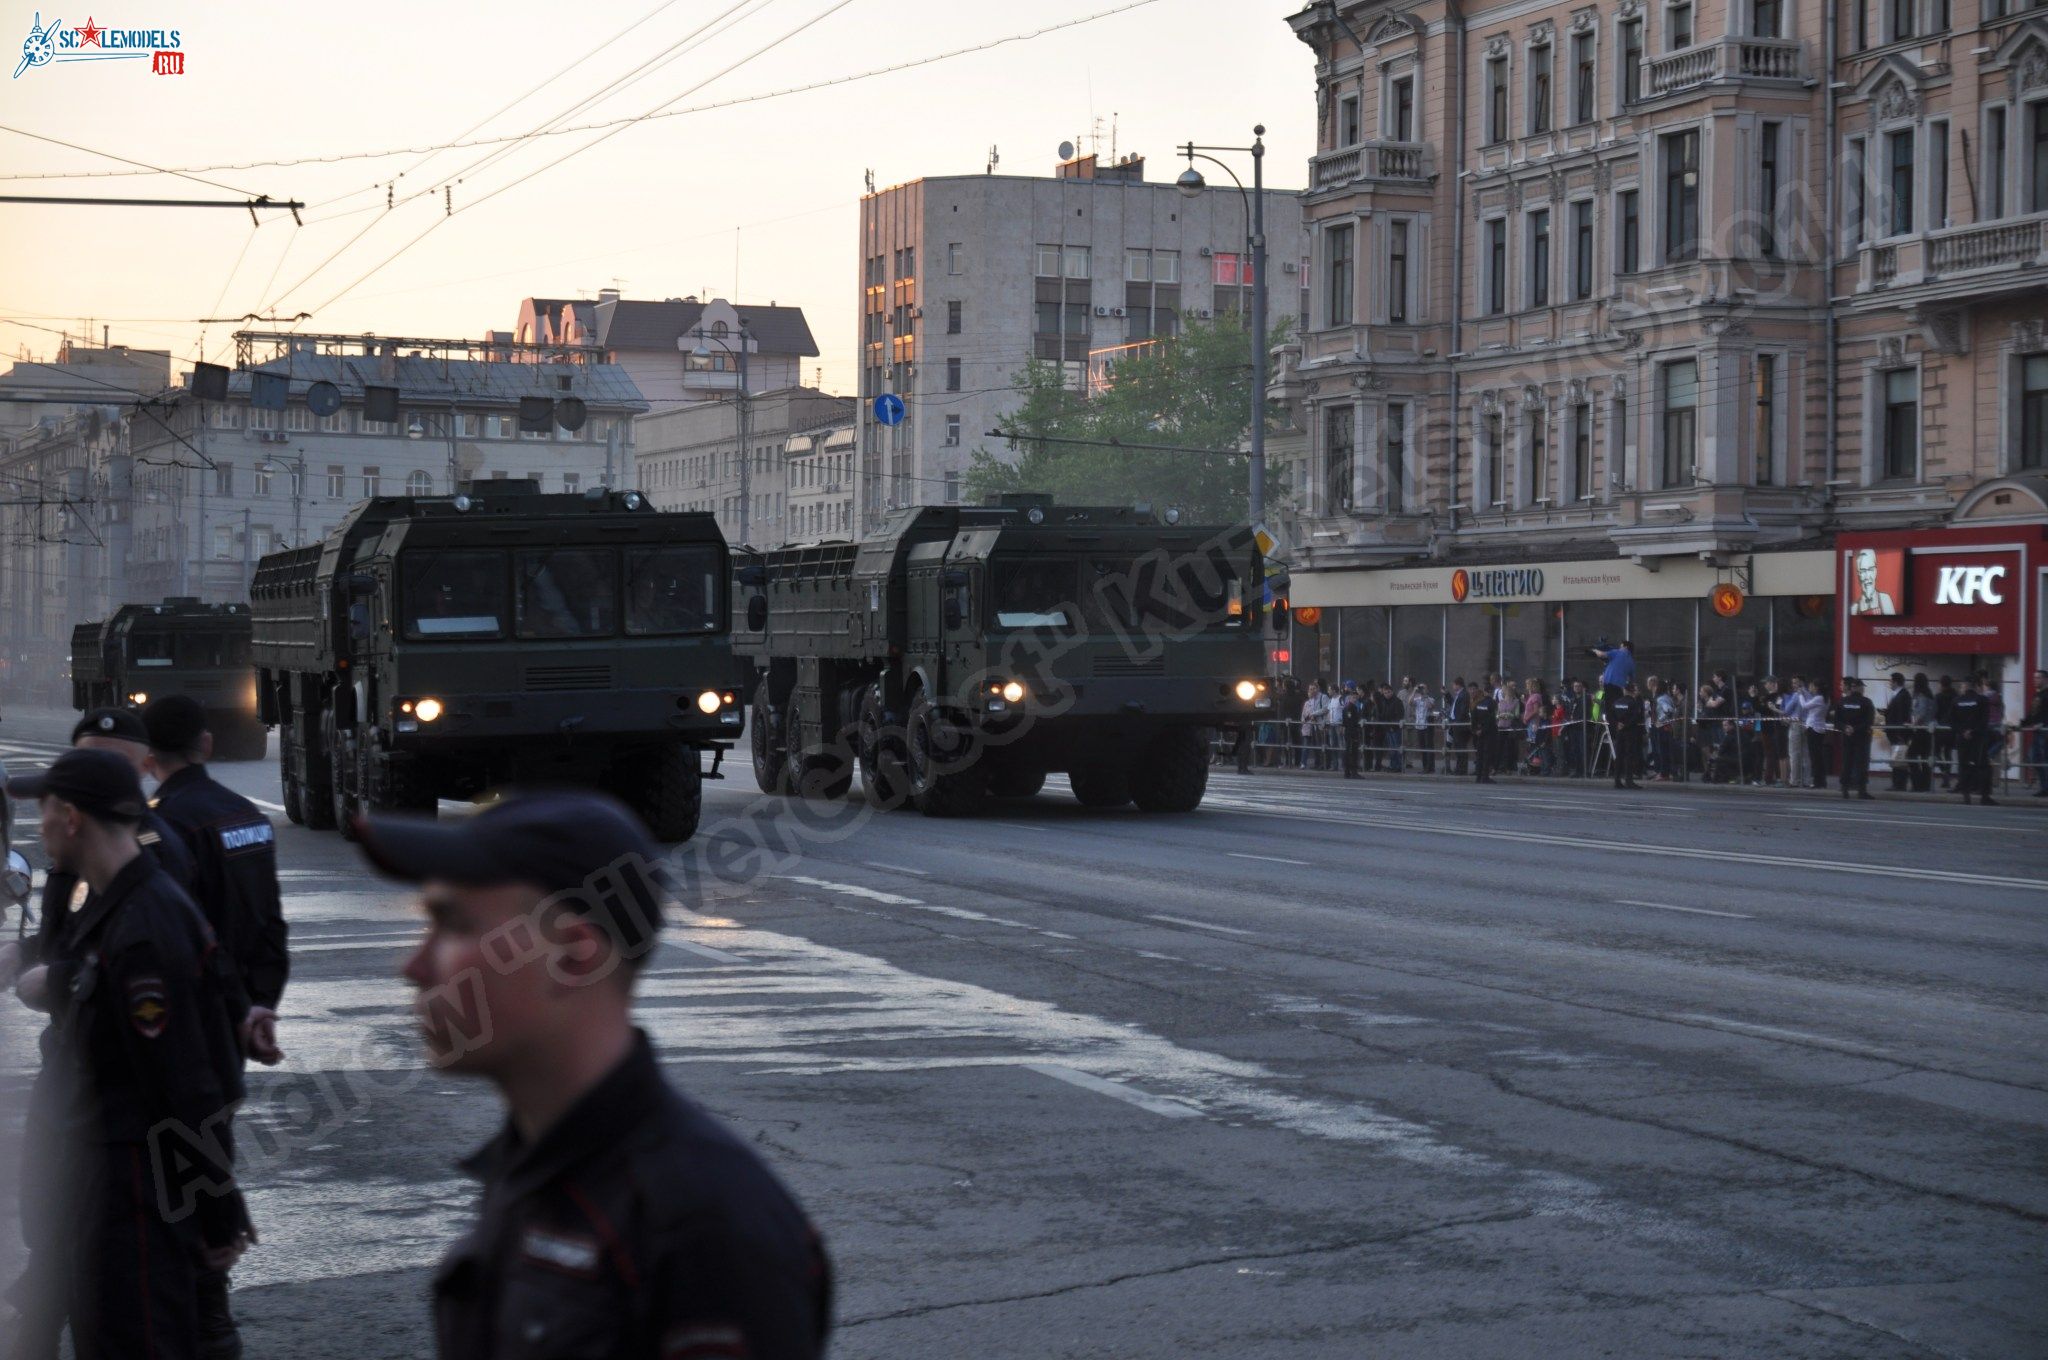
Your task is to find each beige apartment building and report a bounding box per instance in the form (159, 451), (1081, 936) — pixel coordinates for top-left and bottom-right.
(1280, 0), (2047, 703)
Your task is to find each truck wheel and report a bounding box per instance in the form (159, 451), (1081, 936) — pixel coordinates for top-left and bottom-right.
(785, 696), (853, 800)
(300, 714), (336, 831)
(908, 696), (985, 817)
(1068, 761), (1133, 809)
(858, 686), (911, 811)
(280, 747), (306, 826)
(1131, 729), (1210, 813)
(625, 745), (702, 843)
(750, 678), (788, 795)
(323, 711), (360, 840)
(371, 757), (436, 816)
(990, 768), (1046, 799)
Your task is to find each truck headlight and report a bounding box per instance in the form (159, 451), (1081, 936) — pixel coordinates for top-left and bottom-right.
(696, 690), (722, 715)
(1234, 679), (1259, 702)
(1000, 680), (1025, 703)
(414, 697), (444, 723)
(128, 691), (149, 705)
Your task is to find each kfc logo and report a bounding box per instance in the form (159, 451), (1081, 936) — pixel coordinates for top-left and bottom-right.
(1847, 546), (1903, 617)
(1934, 564), (2006, 607)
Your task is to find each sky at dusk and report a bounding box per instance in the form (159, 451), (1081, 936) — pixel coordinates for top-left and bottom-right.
(1, 0), (1317, 392)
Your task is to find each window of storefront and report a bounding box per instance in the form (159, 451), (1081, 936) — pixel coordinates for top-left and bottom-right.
(1338, 606), (1390, 685)
(1446, 605), (1499, 681)
(1699, 594), (1767, 688)
(1563, 601), (1628, 682)
(1500, 603), (1558, 683)
(1391, 606), (1445, 690)
(1630, 597), (1695, 693)
(1771, 594), (1834, 682)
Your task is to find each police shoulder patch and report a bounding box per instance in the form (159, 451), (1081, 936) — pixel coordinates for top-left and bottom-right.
(139, 829), (161, 847)
(219, 821), (276, 853)
(127, 976), (169, 1038)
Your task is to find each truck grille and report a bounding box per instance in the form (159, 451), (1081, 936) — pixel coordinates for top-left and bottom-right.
(1092, 654), (1167, 677)
(523, 664), (613, 692)
(181, 677), (223, 691)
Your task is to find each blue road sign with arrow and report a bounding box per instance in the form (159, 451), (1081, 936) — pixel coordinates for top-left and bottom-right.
(873, 393), (905, 427)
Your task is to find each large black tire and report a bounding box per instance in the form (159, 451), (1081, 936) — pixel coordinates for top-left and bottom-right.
(280, 747), (306, 826)
(323, 710), (359, 841)
(907, 696), (986, 818)
(1131, 728), (1210, 813)
(750, 677), (787, 794)
(858, 685), (911, 811)
(622, 745), (703, 843)
(784, 695), (853, 800)
(370, 754), (437, 816)
(1068, 760), (1133, 809)
(300, 713), (336, 831)
(990, 767), (1047, 799)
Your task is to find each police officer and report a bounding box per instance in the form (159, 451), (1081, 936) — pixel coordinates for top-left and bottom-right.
(1339, 681), (1364, 778)
(1471, 682), (1499, 783)
(143, 694), (286, 1360)
(1951, 676), (1995, 806)
(1608, 681), (1645, 789)
(4, 749), (252, 1360)
(0, 709), (200, 1360)
(1833, 677), (1878, 801)
(1882, 673), (1914, 792)
(355, 791), (832, 1359)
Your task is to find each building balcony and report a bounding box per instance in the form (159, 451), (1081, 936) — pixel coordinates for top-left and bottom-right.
(1639, 36), (1805, 99)
(1310, 141), (1435, 193)
(1852, 214), (2048, 302)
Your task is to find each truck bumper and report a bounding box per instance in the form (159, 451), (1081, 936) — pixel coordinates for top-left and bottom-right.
(387, 688), (742, 749)
(969, 676), (1270, 729)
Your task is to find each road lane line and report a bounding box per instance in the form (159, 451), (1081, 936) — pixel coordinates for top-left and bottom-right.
(1022, 1062), (1203, 1118)
(1668, 1013), (1894, 1058)
(1616, 899), (1754, 920)
(1226, 852), (1313, 867)
(1146, 913), (1257, 937)
(862, 861), (929, 876)
(774, 874), (923, 906)
(250, 798), (289, 815)
(674, 940), (745, 964)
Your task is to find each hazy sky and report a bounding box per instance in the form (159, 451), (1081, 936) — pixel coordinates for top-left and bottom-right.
(1, 0), (1317, 393)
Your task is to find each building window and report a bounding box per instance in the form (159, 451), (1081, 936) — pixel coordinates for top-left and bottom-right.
(326, 465), (345, 498)
(362, 466), (381, 498)
(1882, 368), (1918, 480)
(1385, 402), (1407, 513)
(1754, 354), (1777, 485)
(2021, 354), (2048, 470)
(1752, 0), (1781, 35)
(1529, 404), (1550, 504)
(1668, 0), (1693, 49)
(948, 243), (963, 275)
(2034, 103), (2048, 213)
(1888, 0), (1913, 41)
(1487, 56), (1509, 143)
(1886, 128), (1914, 236)
(1485, 409), (1506, 505)
(946, 357), (962, 392)
(1528, 209), (1551, 307)
(1759, 121), (1781, 258)
(407, 470), (432, 496)
(1621, 19), (1643, 104)
(1663, 130), (1700, 262)
(1572, 401), (1593, 498)
(1661, 359), (1698, 487)
(1325, 406), (1355, 513)
(1572, 33), (1595, 125)
(212, 525), (234, 559)
(1064, 246), (1090, 279)
(1986, 108), (2007, 220)
(1035, 244), (1061, 277)
(1327, 224), (1355, 326)
(1486, 218), (1507, 314)
(254, 464), (273, 496)
(1340, 95), (1361, 146)
(1929, 120), (1949, 231)
(1620, 189), (1640, 273)
(1127, 249), (1151, 282)
(1390, 75), (1415, 141)
(947, 300), (962, 334)
(215, 461), (233, 496)
(1571, 200), (1594, 300)
(1530, 43), (1553, 134)
(1856, 0), (1869, 49)
(1387, 219), (1410, 323)
(1845, 137), (1868, 246)
(944, 414), (961, 446)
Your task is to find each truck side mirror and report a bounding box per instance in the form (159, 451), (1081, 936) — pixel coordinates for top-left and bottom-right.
(941, 568), (970, 588)
(735, 564), (766, 588)
(746, 595), (768, 631)
(345, 572), (378, 597)
(943, 597), (964, 631)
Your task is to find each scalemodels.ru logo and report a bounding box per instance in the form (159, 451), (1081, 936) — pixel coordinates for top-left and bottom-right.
(15, 12), (185, 78)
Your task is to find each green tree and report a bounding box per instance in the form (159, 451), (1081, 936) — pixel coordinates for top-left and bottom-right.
(964, 312), (1289, 523)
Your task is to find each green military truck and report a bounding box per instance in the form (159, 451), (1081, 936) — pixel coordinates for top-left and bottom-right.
(70, 598), (266, 759)
(735, 495), (1274, 817)
(249, 481), (740, 842)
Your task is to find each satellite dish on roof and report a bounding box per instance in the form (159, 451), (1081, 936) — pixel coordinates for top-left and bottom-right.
(1058, 140), (1075, 161)
(305, 381), (342, 417)
(555, 397), (587, 432)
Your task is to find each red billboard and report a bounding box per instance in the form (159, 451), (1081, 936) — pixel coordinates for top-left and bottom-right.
(1843, 542), (2020, 655)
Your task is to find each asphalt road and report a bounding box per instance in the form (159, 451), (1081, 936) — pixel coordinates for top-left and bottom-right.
(3, 705), (2045, 1358)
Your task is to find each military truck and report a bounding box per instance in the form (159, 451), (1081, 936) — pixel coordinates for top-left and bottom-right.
(249, 481), (740, 842)
(70, 598), (265, 759)
(734, 495), (1274, 817)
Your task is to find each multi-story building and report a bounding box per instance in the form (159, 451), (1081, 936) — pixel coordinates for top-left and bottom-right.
(0, 406), (125, 704)
(0, 342), (170, 437)
(512, 292), (819, 409)
(784, 415), (858, 546)
(635, 387), (856, 547)
(1280, 0), (2046, 707)
(856, 152), (1309, 528)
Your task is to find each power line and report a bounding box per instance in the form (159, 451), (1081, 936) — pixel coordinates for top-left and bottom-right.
(0, 123), (269, 197)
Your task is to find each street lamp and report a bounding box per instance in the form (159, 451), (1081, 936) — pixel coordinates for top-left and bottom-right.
(255, 452), (306, 546)
(1177, 125), (1269, 527)
(692, 319), (753, 544)
(406, 406), (461, 494)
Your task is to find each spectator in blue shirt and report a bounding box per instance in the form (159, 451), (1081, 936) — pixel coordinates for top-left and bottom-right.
(1593, 639), (1635, 709)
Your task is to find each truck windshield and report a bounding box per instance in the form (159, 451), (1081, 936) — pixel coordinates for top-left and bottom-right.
(177, 633), (250, 667)
(1083, 556), (1246, 631)
(403, 551), (507, 639)
(516, 548), (617, 639)
(991, 559), (1075, 629)
(625, 545), (722, 635)
(129, 633), (175, 667)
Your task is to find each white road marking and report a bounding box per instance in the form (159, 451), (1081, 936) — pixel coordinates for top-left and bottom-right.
(1226, 852), (1313, 867)
(775, 874), (922, 906)
(674, 939), (745, 964)
(1023, 1062), (1203, 1118)
(292, 935), (421, 954)
(1146, 913), (1258, 938)
(1615, 899), (1754, 920)
(863, 860), (930, 876)
(249, 798), (289, 815)
(1667, 1012), (1893, 1058)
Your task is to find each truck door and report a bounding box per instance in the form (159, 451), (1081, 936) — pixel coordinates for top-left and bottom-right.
(940, 564), (977, 697)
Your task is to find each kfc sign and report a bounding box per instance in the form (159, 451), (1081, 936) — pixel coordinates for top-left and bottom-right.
(1845, 542), (2020, 655)
(1933, 564), (2006, 607)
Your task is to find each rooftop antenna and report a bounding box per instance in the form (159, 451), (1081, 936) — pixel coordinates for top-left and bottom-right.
(864, 168), (875, 193)
(986, 145), (999, 175)
(1110, 112), (1119, 165)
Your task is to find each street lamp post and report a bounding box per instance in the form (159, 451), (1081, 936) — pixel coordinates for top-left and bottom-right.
(255, 451), (305, 546)
(408, 404), (461, 494)
(693, 320), (753, 544)
(1177, 125), (1269, 527)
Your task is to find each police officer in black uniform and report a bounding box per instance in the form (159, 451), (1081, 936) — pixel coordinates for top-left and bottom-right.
(1339, 681), (1365, 778)
(1882, 673), (1914, 792)
(1833, 678), (1878, 800)
(4, 749), (251, 1360)
(1608, 681), (1645, 789)
(355, 791), (831, 1359)
(0, 709), (200, 1360)
(1471, 682), (1499, 783)
(1950, 676), (1995, 806)
(143, 694), (287, 1359)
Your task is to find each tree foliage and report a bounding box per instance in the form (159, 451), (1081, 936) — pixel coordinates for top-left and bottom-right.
(964, 312), (1289, 524)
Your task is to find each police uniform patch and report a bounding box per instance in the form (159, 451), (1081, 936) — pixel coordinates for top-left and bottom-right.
(139, 829), (161, 847)
(97, 714), (116, 732)
(127, 976), (169, 1038)
(661, 1324), (748, 1359)
(219, 821), (275, 853)
(521, 1227), (600, 1276)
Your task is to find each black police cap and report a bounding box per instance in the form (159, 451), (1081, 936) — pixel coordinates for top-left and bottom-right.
(355, 791), (667, 958)
(6, 747), (147, 822)
(143, 694), (208, 753)
(73, 706), (150, 746)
